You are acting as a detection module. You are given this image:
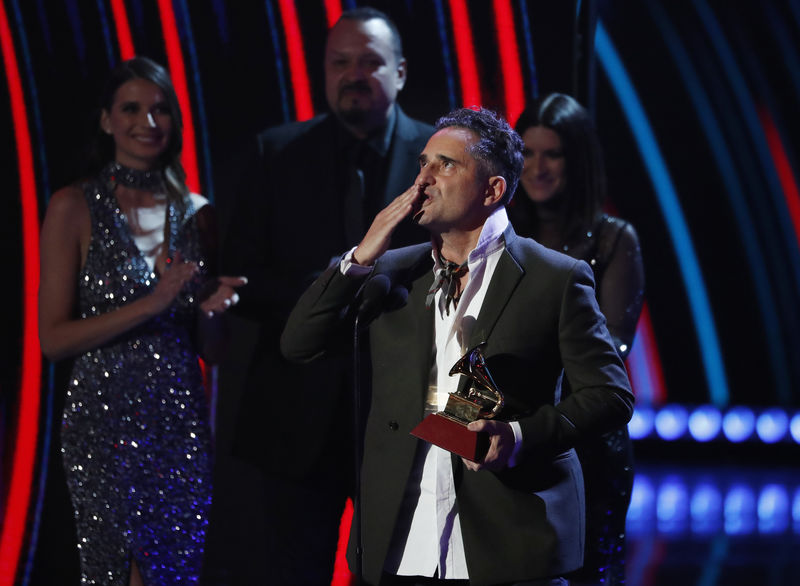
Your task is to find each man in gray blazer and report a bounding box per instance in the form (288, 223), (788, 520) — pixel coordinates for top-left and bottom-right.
(221, 7), (434, 584)
(282, 107), (634, 586)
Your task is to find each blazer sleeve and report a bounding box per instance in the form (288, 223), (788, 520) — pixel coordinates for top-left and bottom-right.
(280, 263), (367, 363)
(516, 260), (635, 459)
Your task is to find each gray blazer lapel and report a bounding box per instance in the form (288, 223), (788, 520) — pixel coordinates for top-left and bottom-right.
(409, 256), (435, 402)
(467, 230), (525, 351)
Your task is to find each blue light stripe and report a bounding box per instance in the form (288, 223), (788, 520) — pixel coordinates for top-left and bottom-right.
(645, 0), (790, 401)
(595, 21), (730, 406)
(626, 323), (654, 406)
(65, 0), (87, 73)
(6, 2), (50, 581)
(433, 0), (457, 110)
(697, 534), (728, 586)
(264, 0), (291, 123)
(518, 0), (538, 100)
(20, 367), (54, 586)
(94, 0), (116, 67)
(9, 0), (49, 200)
(33, 0), (52, 54)
(693, 0), (800, 295)
(764, 2), (800, 102)
(210, 0), (230, 46)
(173, 0), (214, 202)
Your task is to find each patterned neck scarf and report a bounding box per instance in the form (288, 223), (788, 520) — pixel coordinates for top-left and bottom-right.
(426, 255), (469, 315)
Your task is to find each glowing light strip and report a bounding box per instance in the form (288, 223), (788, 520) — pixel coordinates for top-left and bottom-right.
(94, 0), (116, 66)
(693, 0), (800, 290)
(264, 0), (291, 123)
(759, 111), (800, 257)
(277, 0), (314, 121)
(492, 0), (524, 123)
(645, 0), (791, 401)
(324, 0), (341, 28)
(433, 0), (457, 110)
(517, 0), (538, 101)
(764, 1), (800, 100)
(110, 0), (135, 60)
(65, 0), (87, 65)
(0, 1), (41, 583)
(157, 0), (200, 193)
(626, 303), (667, 406)
(595, 21), (730, 406)
(447, 0), (481, 107)
(331, 499), (354, 586)
(173, 0), (214, 201)
(6, 2), (51, 583)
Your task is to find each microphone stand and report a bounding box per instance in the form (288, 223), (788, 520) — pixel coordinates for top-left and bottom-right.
(352, 313), (365, 584)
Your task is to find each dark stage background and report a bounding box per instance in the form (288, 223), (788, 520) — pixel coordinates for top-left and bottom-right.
(1, 1), (799, 585)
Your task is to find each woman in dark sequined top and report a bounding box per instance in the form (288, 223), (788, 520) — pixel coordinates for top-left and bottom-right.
(508, 93), (645, 585)
(39, 57), (245, 586)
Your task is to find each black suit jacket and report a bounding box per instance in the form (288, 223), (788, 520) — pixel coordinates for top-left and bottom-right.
(223, 108), (434, 479)
(281, 225), (634, 585)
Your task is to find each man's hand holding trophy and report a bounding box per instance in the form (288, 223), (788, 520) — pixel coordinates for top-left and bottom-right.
(411, 343), (505, 462)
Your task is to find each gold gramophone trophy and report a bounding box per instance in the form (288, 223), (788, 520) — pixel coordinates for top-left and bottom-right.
(411, 343), (504, 462)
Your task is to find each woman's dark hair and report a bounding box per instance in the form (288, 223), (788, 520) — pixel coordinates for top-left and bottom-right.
(89, 56), (188, 203)
(514, 93), (606, 238)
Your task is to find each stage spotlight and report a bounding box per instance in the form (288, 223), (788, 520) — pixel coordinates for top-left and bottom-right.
(793, 488), (800, 533)
(757, 484), (790, 534)
(788, 412), (800, 444)
(654, 405), (688, 441)
(657, 478), (690, 535)
(722, 407), (756, 443)
(626, 474), (656, 535)
(628, 406), (655, 439)
(755, 408), (789, 443)
(725, 485), (757, 535)
(688, 405), (722, 442)
(690, 482), (723, 534)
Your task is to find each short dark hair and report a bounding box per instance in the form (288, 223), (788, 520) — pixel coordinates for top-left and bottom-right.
(90, 56), (188, 201)
(515, 93), (606, 233)
(337, 7), (403, 61)
(435, 107), (524, 205)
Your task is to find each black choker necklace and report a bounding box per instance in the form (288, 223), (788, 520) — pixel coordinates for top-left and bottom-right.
(102, 161), (165, 191)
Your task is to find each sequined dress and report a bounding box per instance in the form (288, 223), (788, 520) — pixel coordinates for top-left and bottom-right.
(61, 169), (213, 585)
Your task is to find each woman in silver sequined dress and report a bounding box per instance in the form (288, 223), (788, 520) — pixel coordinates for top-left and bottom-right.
(508, 93), (645, 585)
(39, 57), (245, 586)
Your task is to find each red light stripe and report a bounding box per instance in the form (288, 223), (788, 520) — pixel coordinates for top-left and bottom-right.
(109, 0), (135, 60)
(324, 0), (342, 29)
(278, 0), (314, 121)
(758, 106), (800, 252)
(632, 302), (667, 405)
(447, 0), (482, 107)
(156, 0), (201, 193)
(331, 498), (355, 586)
(0, 1), (42, 583)
(492, 0), (525, 124)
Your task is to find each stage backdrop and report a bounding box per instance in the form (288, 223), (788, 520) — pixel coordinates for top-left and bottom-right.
(1, 1), (799, 585)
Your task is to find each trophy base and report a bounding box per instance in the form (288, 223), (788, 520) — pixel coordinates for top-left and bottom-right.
(410, 412), (489, 462)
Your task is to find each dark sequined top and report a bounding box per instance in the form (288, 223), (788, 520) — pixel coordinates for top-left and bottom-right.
(60, 169), (213, 585)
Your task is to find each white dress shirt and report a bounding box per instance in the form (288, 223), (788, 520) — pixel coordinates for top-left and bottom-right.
(384, 207), (521, 579)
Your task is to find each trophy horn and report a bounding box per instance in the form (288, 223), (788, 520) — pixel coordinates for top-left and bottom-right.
(449, 343), (504, 419)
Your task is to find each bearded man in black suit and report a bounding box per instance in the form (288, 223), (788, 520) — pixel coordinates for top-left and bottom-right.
(220, 6), (434, 585)
(281, 107), (634, 586)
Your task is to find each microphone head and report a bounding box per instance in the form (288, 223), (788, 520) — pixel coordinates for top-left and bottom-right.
(387, 285), (409, 310)
(357, 275), (392, 327)
(361, 275), (391, 303)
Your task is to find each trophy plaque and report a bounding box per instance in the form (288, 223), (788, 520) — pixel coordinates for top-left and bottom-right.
(411, 344), (504, 462)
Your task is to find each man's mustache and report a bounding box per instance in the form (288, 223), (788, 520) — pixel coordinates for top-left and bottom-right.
(339, 81), (371, 96)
